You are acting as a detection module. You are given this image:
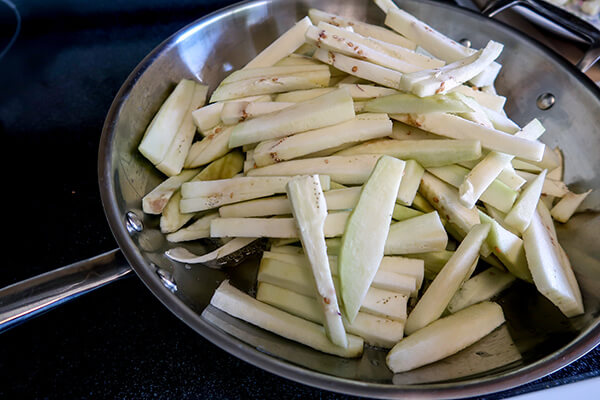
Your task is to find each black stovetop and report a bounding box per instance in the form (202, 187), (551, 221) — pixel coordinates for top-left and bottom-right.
(1, 0), (598, 398)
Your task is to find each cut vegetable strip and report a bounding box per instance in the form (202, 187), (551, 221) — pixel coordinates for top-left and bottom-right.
(247, 154), (381, 185)
(339, 156), (406, 322)
(448, 85), (506, 113)
(256, 282), (405, 348)
(313, 49), (404, 89)
(306, 25), (416, 73)
(244, 16), (313, 69)
(287, 175), (347, 348)
(479, 211), (532, 282)
(384, 212), (448, 255)
(384, 7), (472, 62)
(401, 41), (504, 97)
(550, 190), (592, 223)
(262, 252), (418, 296)
(185, 124), (234, 168)
(142, 168), (200, 215)
(396, 160), (425, 206)
(165, 212), (219, 243)
(220, 101), (294, 125)
(138, 79), (196, 165)
(373, 0), (399, 13)
(335, 139), (482, 168)
(458, 119), (545, 209)
(497, 166), (527, 191)
(392, 113), (544, 161)
(192, 94), (270, 134)
(408, 250), (455, 280)
(516, 170), (569, 197)
(392, 204), (423, 221)
(405, 223), (490, 335)
(308, 8), (417, 49)
(384, 8), (501, 87)
(337, 84), (399, 100)
(210, 69), (331, 102)
(427, 164), (517, 213)
(517, 144), (561, 171)
(522, 205), (584, 317)
(274, 53), (324, 67)
(386, 301), (505, 373)
(390, 121), (441, 141)
(504, 169), (547, 233)
(536, 201), (584, 315)
(221, 65), (329, 85)
(454, 92), (494, 129)
(308, 22), (440, 73)
(419, 172), (480, 239)
(447, 268), (516, 313)
(253, 113), (392, 167)
(365, 92), (472, 114)
(274, 87), (335, 102)
(161, 151), (245, 233)
(165, 237), (257, 264)
(210, 211), (350, 238)
(256, 257), (409, 321)
(180, 175), (330, 213)
(229, 87), (355, 147)
(209, 280), (363, 357)
(379, 256), (425, 289)
(156, 83), (210, 176)
(218, 187), (361, 218)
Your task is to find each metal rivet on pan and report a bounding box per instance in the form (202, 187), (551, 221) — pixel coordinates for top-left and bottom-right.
(459, 38), (471, 48)
(125, 211), (143, 233)
(536, 93), (555, 110)
(156, 268), (178, 292)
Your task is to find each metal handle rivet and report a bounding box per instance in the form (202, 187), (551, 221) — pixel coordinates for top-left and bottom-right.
(536, 93), (555, 110)
(459, 38), (471, 48)
(156, 268), (177, 292)
(125, 211), (143, 233)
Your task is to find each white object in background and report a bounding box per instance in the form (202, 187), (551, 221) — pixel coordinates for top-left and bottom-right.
(509, 376), (600, 399)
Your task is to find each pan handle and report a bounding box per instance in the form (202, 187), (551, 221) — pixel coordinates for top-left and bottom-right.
(0, 249), (132, 333)
(481, 0), (600, 72)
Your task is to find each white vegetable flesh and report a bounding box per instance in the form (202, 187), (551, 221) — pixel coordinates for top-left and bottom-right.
(247, 154), (382, 185)
(386, 301), (505, 373)
(256, 282), (405, 348)
(339, 156), (406, 322)
(458, 118), (545, 209)
(392, 113), (544, 162)
(244, 16), (313, 69)
(252, 113), (392, 167)
(179, 175), (330, 213)
(404, 224), (490, 335)
(287, 175), (348, 348)
(447, 268), (516, 313)
(138, 80), (201, 167)
(256, 256), (409, 321)
(218, 186), (361, 218)
(522, 203), (584, 317)
(210, 280), (363, 357)
(550, 190), (592, 223)
(308, 8), (417, 49)
(336, 139), (482, 168)
(229, 87), (355, 147)
(210, 211), (349, 238)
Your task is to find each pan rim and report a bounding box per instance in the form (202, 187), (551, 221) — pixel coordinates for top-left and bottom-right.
(97, 0), (600, 397)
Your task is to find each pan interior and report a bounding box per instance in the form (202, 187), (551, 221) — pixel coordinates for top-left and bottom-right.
(101, 0), (600, 392)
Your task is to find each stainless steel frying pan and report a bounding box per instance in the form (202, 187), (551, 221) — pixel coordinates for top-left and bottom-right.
(1, 0), (599, 398)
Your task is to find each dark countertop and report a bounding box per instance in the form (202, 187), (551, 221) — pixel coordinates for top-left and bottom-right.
(1, 0), (598, 398)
